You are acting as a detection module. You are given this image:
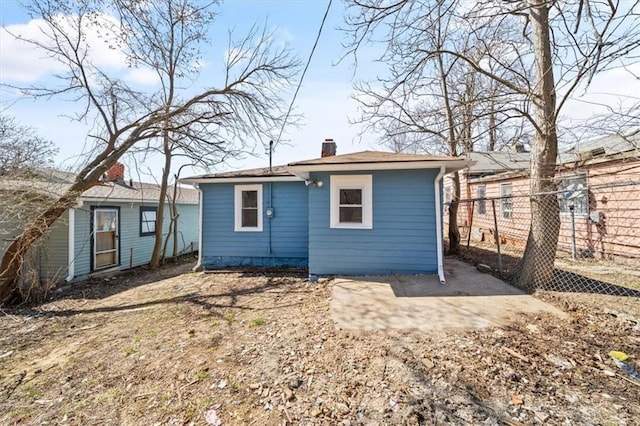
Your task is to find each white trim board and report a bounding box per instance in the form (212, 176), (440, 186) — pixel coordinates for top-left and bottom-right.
(234, 184), (263, 232)
(288, 160), (471, 173)
(180, 176), (302, 184)
(330, 175), (373, 229)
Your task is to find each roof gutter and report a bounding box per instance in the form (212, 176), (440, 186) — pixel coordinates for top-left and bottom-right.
(179, 176), (303, 184)
(434, 166), (446, 285)
(192, 184), (204, 272)
(287, 160), (470, 173)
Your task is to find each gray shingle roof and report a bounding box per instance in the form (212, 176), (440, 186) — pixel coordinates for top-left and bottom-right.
(182, 165), (294, 180)
(1, 172), (198, 205)
(288, 150), (461, 166)
(464, 152), (530, 174)
(180, 150), (470, 182)
(82, 181), (198, 204)
(558, 131), (640, 163)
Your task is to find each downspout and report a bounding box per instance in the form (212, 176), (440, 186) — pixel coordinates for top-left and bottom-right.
(192, 184), (203, 271)
(434, 166), (446, 284)
(267, 182), (273, 255)
(65, 208), (75, 282)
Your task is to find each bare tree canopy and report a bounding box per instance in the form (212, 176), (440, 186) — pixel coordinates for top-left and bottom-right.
(0, 0), (299, 305)
(346, 1), (532, 155)
(0, 113), (58, 176)
(344, 0), (640, 286)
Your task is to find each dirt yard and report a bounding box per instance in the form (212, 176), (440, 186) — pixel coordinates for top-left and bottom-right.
(1, 261), (639, 425)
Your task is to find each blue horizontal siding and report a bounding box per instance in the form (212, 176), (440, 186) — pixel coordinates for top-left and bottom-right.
(201, 181), (308, 269)
(308, 169), (439, 275)
(72, 201), (199, 280)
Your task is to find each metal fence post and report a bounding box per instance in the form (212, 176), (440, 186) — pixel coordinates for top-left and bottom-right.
(491, 199), (503, 275)
(570, 205), (577, 259)
(467, 200), (475, 249)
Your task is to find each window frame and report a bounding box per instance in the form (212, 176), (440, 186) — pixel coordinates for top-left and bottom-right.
(444, 186), (452, 204)
(500, 183), (513, 220)
(139, 206), (158, 237)
(234, 184), (263, 232)
(557, 173), (589, 216)
(476, 185), (487, 215)
(330, 175), (373, 229)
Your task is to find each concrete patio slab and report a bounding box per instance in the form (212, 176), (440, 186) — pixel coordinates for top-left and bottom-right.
(331, 259), (567, 331)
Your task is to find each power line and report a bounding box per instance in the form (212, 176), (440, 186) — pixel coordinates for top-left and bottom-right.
(273, 0), (332, 149)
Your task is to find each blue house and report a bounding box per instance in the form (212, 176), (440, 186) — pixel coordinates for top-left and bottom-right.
(1, 163), (199, 284)
(182, 141), (469, 282)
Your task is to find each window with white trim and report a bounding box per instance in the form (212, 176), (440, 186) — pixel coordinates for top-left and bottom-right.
(234, 184), (263, 232)
(500, 183), (513, 219)
(330, 175), (373, 229)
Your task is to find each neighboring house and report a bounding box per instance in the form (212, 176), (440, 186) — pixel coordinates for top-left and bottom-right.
(0, 163), (199, 284)
(181, 140), (470, 282)
(444, 132), (640, 261)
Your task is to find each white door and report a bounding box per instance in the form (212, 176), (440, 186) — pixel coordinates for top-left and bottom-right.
(94, 208), (118, 269)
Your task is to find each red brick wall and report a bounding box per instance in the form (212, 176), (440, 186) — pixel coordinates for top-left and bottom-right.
(445, 158), (640, 262)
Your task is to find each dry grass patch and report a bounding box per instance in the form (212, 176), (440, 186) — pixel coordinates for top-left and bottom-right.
(0, 263), (638, 425)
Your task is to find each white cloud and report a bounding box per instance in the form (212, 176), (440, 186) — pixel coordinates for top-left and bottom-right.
(124, 67), (160, 86)
(1, 13), (128, 84)
(0, 20), (67, 82)
(561, 63), (640, 121)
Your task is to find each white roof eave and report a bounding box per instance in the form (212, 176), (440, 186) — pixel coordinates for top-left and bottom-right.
(79, 196), (198, 205)
(178, 176), (304, 185)
(287, 159), (473, 174)
(179, 160), (475, 184)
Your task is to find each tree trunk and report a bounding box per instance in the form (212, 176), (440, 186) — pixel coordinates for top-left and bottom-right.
(0, 183), (95, 304)
(488, 96), (497, 151)
(150, 132), (172, 268)
(448, 171), (461, 255)
(434, 14), (461, 254)
(514, 0), (560, 290)
(171, 199), (179, 260)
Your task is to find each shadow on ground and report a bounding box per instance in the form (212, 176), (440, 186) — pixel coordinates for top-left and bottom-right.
(8, 263), (307, 318)
(459, 247), (640, 297)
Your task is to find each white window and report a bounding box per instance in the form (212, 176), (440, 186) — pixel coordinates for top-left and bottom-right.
(476, 185), (486, 215)
(500, 183), (513, 219)
(234, 184), (263, 232)
(444, 186), (452, 204)
(558, 173), (588, 216)
(330, 175), (373, 229)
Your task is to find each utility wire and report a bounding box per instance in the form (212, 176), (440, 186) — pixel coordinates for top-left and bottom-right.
(273, 0), (332, 149)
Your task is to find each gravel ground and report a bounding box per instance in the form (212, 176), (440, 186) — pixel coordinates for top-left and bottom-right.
(0, 261), (639, 425)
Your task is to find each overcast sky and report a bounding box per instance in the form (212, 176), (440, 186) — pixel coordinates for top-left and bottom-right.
(1, 0), (639, 182)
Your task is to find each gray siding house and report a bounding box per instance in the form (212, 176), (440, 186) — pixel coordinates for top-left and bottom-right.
(182, 141), (469, 282)
(1, 164), (199, 283)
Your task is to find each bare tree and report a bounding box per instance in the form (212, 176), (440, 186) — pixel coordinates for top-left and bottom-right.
(0, 114), (61, 301)
(0, 113), (59, 236)
(106, 0), (242, 268)
(0, 114), (58, 177)
(345, 0), (640, 287)
(345, 1), (530, 253)
(0, 113), (59, 235)
(0, 0), (298, 305)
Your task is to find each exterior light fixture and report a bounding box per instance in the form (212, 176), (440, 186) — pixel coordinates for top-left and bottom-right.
(305, 179), (323, 187)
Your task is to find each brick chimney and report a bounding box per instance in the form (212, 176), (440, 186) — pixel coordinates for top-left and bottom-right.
(321, 138), (337, 157)
(106, 162), (125, 181)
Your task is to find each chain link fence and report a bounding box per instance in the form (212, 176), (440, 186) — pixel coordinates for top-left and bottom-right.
(445, 176), (640, 297)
